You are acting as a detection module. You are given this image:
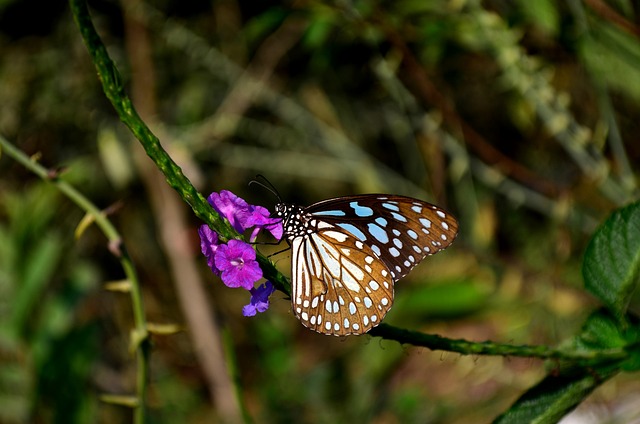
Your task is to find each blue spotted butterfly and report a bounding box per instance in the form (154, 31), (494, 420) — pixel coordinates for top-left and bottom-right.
(274, 194), (458, 336)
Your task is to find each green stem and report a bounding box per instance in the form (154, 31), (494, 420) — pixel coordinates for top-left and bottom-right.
(68, 0), (232, 240)
(0, 135), (150, 422)
(369, 324), (627, 365)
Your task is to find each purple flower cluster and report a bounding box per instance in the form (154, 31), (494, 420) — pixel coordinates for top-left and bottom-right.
(199, 190), (282, 316)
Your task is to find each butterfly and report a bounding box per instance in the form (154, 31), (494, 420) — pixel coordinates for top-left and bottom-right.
(273, 193), (458, 336)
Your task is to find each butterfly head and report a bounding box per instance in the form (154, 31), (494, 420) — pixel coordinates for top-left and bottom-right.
(274, 203), (310, 241)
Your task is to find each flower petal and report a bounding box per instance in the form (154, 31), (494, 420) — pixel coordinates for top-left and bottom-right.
(208, 190), (250, 233)
(214, 240), (262, 290)
(242, 282), (275, 316)
(198, 225), (220, 274)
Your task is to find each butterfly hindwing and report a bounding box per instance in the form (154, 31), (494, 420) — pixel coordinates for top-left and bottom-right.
(290, 222), (394, 336)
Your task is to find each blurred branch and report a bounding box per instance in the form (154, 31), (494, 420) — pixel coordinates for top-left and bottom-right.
(430, 116), (598, 230)
(120, 1), (244, 421)
(570, 0), (639, 197)
(0, 134), (150, 423)
(463, 3), (635, 205)
(208, 15), (308, 138)
(323, 1), (635, 207)
(584, 0), (640, 38)
(371, 12), (562, 200)
(372, 56), (599, 231)
(138, 3), (432, 195)
(68, 0), (234, 242)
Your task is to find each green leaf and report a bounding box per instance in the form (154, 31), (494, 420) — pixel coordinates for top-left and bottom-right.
(574, 309), (626, 352)
(11, 234), (62, 335)
(302, 17), (334, 49)
(494, 309), (640, 423)
(493, 365), (619, 424)
(100, 394), (139, 408)
(571, 309), (640, 371)
(582, 201), (640, 321)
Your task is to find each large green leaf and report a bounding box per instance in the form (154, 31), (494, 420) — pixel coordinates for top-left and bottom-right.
(573, 309), (640, 372)
(582, 201), (640, 321)
(493, 365), (618, 424)
(494, 309), (636, 424)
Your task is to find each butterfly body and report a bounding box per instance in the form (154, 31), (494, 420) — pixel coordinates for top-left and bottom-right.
(275, 194), (458, 336)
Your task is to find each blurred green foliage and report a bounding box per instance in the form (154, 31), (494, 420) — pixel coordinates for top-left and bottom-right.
(1, 0), (640, 422)
(0, 183), (101, 423)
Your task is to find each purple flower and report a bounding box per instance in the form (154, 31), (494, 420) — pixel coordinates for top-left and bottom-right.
(198, 190), (282, 318)
(208, 190), (249, 233)
(207, 190), (283, 241)
(243, 282), (276, 316)
(214, 239), (263, 290)
(198, 225), (220, 275)
(244, 205), (283, 241)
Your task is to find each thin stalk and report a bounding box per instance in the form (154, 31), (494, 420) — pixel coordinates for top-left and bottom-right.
(0, 135), (149, 422)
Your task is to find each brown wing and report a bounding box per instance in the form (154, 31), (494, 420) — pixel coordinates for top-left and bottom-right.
(290, 222), (394, 336)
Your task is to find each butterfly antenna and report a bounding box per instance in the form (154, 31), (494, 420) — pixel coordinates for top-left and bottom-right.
(249, 174), (282, 202)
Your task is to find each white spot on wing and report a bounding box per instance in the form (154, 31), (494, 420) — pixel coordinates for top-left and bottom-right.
(324, 231), (349, 242)
(341, 257), (365, 281)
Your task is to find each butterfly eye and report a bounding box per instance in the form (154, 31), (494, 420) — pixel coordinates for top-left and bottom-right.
(278, 194), (457, 336)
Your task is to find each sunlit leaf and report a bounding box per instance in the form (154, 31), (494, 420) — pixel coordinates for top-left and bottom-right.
(99, 394), (139, 408)
(104, 279), (131, 293)
(74, 212), (96, 240)
(147, 322), (183, 335)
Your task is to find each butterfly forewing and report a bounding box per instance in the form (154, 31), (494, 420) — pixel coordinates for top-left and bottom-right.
(306, 195), (458, 281)
(290, 222), (394, 335)
(275, 193), (458, 337)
